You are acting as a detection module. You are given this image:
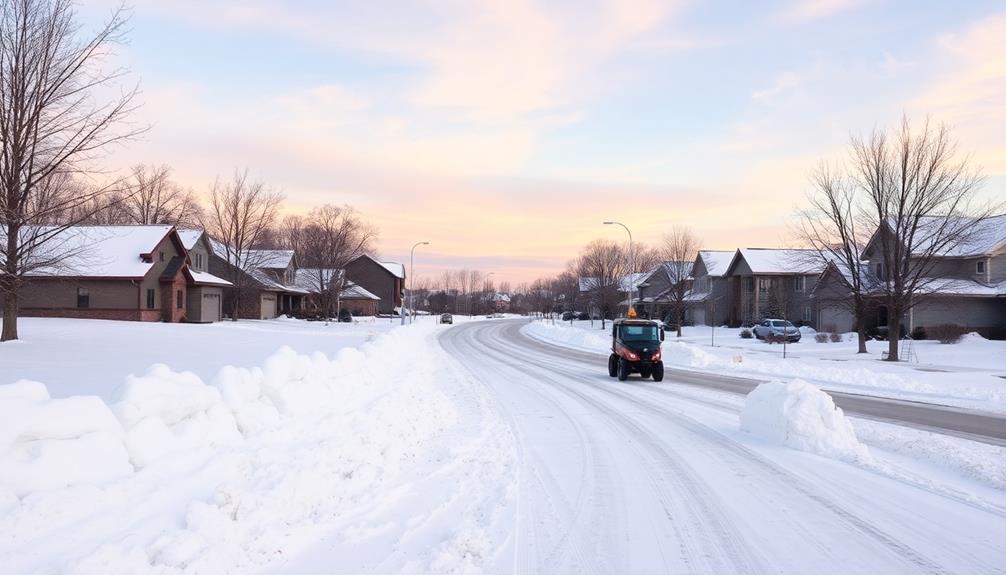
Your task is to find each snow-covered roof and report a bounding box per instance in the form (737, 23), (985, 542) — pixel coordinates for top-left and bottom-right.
(11, 225), (176, 278)
(730, 248), (822, 275)
(189, 270), (232, 287)
(209, 240), (294, 270)
(906, 214), (1006, 257)
(921, 278), (1006, 297)
(491, 292), (511, 302)
(342, 282), (380, 300)
(294, 268), (343, 292)
(380, 261), (405, 279)
(696, 250), (734, 278)
(175, 229), (205, 251)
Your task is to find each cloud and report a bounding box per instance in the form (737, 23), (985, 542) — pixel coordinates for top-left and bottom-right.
(911, 12), (1006, 175)
(778, 0), (866, 24)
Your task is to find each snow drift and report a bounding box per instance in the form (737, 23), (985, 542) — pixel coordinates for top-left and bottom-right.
(0, 324), (516, 574)
(740, 380), (872, 463)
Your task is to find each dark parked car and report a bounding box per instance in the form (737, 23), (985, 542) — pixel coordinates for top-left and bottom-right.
(561, 311), (575, 321)
(337, 308), (353, 322)
(577, 312), (590, 321)
(752, 319), (801, 342)
(440, 313), (453, 325)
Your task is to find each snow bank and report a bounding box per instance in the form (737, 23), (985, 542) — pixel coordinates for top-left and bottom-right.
(740, 380), (872, 463)
(524, 319), (612, 353)
(1, 324), (515, 574)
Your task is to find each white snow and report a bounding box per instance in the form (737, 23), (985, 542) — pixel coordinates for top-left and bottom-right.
(0, 319), (516, 574)
(740, 380), (872, 463)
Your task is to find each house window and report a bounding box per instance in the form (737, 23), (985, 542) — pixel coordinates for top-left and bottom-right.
(744, 277), (755, 292)
(875, 262), (885, 281)
(977, 260), (986, 275)
(803, 306), (812, 322)
(792, 276), (805, 292)
(758, 278), (770, 293)
(76, 288), (89, 308)
(146, 289), (156, 309)
(176, 290), (184, 309)
(194, 253), (203, 270)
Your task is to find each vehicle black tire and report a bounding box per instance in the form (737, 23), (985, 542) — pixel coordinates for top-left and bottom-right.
(607, 354), (618, 378)
(617, 358), (629, 381)
(640, 367), (652, 379)
(652, 362), (664, 382)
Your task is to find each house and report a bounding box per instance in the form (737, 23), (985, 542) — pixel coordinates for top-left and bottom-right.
(685, 250), (734, 326)
(176, 230), (233, 322)
(208, 243), (308, 320)
(8, 225), (221, 322)
(813, 215), (1006, 336)
(344, 254), (405, 315)
(294, 268), (380, 316)
(724, 248), (823, 326)
(636, 262), (692, 321)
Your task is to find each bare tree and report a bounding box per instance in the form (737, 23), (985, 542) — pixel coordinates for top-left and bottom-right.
(122, 164), (202, 227)
(1, 0), (143, 341)
(284, 204), (376, 317)
(660, 226), (700, 337)
(797, 164), (872, 353)
(802, 117), (994, 361)
(201, 170), (283, 320)
(576, 239), (628, 329)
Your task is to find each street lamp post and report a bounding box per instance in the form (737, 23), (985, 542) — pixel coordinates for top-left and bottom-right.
(603, 221), (635, 316)
(405, 241), (429, 326)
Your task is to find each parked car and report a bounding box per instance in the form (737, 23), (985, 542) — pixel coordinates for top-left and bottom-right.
(752, 319), (801, 342)
(561, 311), (575, 321)
(607, 318), (665, 381)
(440, 313), (453, 325)
(577, 312), (590, 320)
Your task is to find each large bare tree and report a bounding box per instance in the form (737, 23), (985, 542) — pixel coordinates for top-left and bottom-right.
(576, 238), (628, 329)
(281, 204), (376, 317)
(797, 164), (872, 353)
(0, 0), (142, 341)
(122, 164), (202, 227)
(201, 170), (283, 320)
(660, 226), (700, 337)
(801, 117), (995, 361)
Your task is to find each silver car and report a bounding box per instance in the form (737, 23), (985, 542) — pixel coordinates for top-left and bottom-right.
(753, 319), (801, 342)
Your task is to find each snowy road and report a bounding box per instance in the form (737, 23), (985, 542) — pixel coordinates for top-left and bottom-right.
(441, 319), (1006, 574)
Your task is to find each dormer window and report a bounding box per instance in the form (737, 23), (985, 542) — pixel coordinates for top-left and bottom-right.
(875, 262), (885, 281)
(976, 260), (986, 275)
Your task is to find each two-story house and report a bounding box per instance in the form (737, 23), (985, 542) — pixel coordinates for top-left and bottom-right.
(816, 215), (1006, 336)
(725, 248), (823, 326)
(685, 250), (734, 326)
(344, 254), (405, 315)
(208, 242), (308, 320)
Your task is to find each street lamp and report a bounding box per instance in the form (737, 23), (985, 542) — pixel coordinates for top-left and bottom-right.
(603, 221), (635, 317)
(405, 241), (429, 325)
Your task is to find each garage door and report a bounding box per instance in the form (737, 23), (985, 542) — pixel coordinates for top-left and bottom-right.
(202, 293), (221, 323)
(692, 308), (706, 326)
(261, 294), (277, 319)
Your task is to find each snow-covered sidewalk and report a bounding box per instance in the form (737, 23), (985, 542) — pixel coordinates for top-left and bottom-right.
(523, 320), (1006, 413)
(0, 321), (516, 574)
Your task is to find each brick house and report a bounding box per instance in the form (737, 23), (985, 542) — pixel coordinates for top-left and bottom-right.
(294, 268), (381, 316)
(7, 225), (217, 322)
(175, 230), (233, 322)
(344, 254), (405, 315)
(208, 243), (308, 320)
(724, 248), (823, 326)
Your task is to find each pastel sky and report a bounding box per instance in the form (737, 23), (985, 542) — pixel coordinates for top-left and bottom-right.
(83, 0), (1005, 285)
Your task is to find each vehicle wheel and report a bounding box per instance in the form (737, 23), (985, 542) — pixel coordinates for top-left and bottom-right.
(652, 362), (664, 382)
(617, 358), (629, 381)
(607, 354), (618, 378)
(640, 367), (652, 379)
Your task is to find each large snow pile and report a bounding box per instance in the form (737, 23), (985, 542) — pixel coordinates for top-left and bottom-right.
(0, 325), (516, 574)
(740, 380), (872, 463)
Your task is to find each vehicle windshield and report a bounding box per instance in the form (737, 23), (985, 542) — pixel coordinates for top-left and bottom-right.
(621, 325), (659, 341)
(770, 320), (794, 328)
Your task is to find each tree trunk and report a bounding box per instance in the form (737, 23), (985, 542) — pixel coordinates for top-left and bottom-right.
(854, 299), (868, 354)
(1, 289), (18, 342)
(857, 327), (867, 354)
(231, 288), (240, 321)
(886, 312), (900, 361)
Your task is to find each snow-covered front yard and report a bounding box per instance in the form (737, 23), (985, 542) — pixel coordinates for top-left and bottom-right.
(0, 317), (515, 574)
(524, 320), (1006, 413)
